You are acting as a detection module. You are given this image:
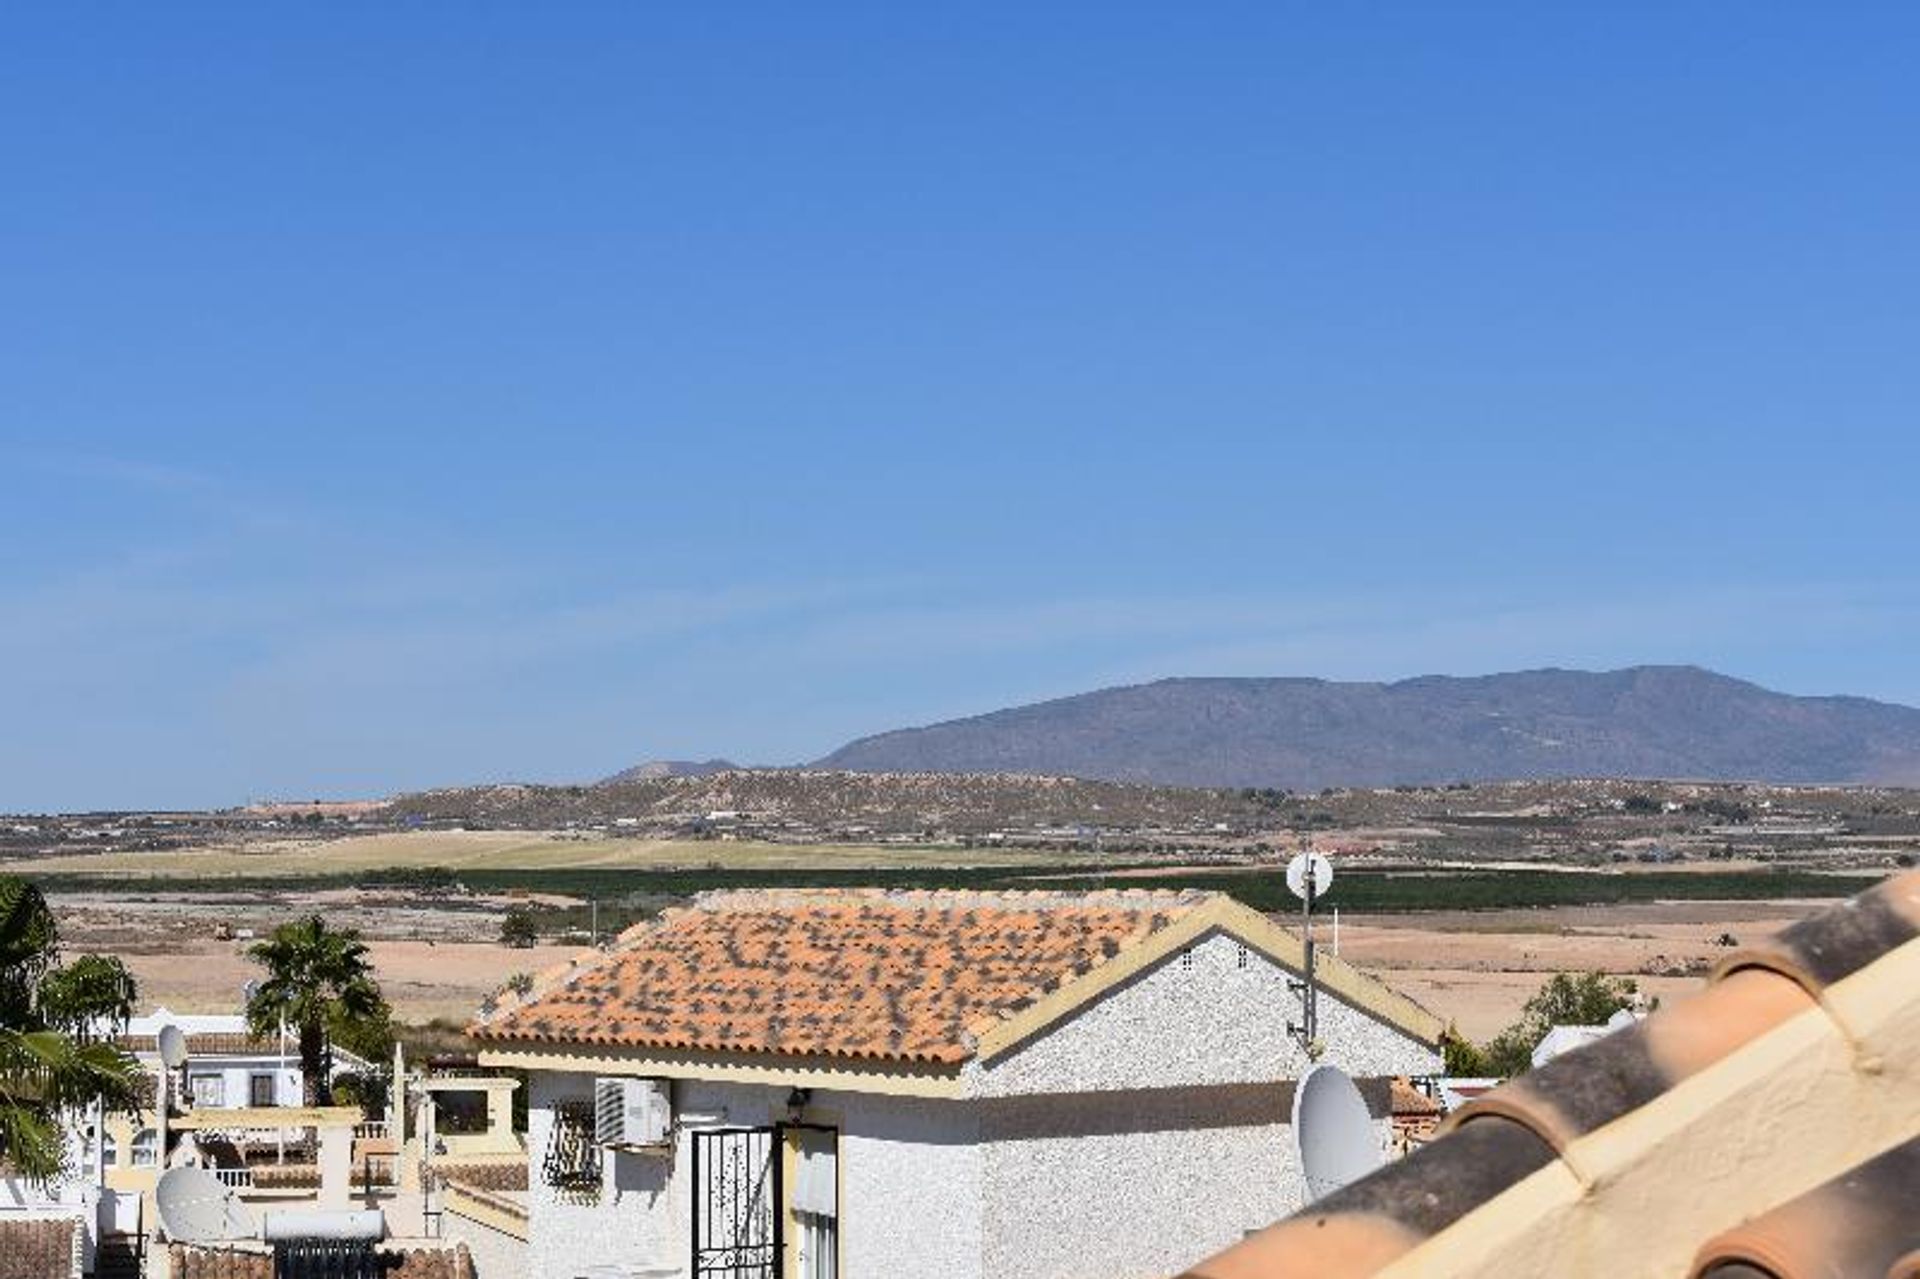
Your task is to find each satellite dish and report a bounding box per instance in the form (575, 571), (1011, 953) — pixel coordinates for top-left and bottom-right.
(155, 1166), (257, 1243)
(157, 1023), (189, 1071)
(1293, 1064), (1384, 1202)
(1286, 851), (1334, 901)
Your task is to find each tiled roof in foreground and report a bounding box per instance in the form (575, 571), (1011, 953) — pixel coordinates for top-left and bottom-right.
(470, 888), (1209, 1064)
(1181, 869), (1920, 1279)
(0, 1218), (79, 1279)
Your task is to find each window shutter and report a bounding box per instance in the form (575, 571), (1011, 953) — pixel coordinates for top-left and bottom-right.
(790, 1129), (837, 1218)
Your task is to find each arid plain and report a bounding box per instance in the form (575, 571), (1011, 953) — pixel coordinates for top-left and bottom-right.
(18, 829), (1846, 1042)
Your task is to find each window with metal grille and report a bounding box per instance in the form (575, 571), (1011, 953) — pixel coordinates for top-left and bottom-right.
(190, 1074), (225, 1107)
(541, 1100), (602, 1192)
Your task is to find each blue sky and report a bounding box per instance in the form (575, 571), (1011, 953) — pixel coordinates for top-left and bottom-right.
(5, 5), (1919, 810)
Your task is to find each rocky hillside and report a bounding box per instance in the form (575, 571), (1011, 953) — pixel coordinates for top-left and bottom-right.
(597, 758), (739, 785)
(385, 769), (1285, 834)
(814, 667), (1920, 789)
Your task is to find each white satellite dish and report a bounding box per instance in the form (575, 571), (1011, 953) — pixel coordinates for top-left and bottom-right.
(157, 1023), (190, 1071)
(155, 1166), (258, 1243)
(1286, 851), (1333, 901)
(1293, 1064), (1384, 1202)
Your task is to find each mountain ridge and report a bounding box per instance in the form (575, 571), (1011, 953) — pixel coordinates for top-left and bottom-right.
(811, 666), (1920, 789)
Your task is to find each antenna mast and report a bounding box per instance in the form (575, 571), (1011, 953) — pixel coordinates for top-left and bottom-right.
(1286, 842), (1332, 1056)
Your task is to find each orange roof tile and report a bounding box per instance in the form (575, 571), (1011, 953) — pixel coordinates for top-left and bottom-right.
(471, 888), (1209, 1063)
(1178, 868), (1920, 1279)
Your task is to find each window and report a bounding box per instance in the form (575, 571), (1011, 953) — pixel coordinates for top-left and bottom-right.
(540, 1101), (601, 1192)
(101, 1131), (119, 1168)
(130, 1129), (157, 1167)
(1179, 948), (1194, 972)
(191, 1074), (225, 1108)
(790, 1128), (838, 1279)
(249, 1074), (276, 1107)
(1236, 943), (1250, 970)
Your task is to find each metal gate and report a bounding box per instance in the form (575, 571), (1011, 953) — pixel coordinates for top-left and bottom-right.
(691, 1127), (781, 1279)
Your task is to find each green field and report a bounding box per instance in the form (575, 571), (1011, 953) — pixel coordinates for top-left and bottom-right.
(22, 858), (1881, 918)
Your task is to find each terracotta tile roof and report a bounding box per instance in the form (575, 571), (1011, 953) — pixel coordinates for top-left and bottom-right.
(117, 1031), (284, 1056)
(0, 1218), (78, 1279)
(434, 1161), (529, 1193)
(1387, 1077), (1441, 1118)
(168, 1245), (474, 1279)
(1179, 869), (1920, 1279)
(1691, 1136), (1920, 1279)
(470, 888), (1209, 1063)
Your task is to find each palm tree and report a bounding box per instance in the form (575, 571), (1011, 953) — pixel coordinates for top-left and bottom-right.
(244, 916), (389, 1106)
(0, 876), (141, 1182)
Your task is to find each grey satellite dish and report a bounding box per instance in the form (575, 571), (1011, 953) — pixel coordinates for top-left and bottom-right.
(157, 1023), (190, 1071)
(1293, 1064), (1384, 1202)
(1286, 851), (1333, 901)
(155, 1166), (258, 1243)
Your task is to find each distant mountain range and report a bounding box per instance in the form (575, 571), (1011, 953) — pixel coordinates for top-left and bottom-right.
(810, 667), (1920, 789)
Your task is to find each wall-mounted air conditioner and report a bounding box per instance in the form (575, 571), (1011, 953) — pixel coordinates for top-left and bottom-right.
(593, 1078), (672, 1150)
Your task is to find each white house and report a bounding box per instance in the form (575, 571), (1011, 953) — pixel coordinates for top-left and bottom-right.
(1, 1006), (377, 1270)
(1529, 1006), (1645, 1069)
(118, 1008), (309, 1112)
(472, 887), (1443, 1279)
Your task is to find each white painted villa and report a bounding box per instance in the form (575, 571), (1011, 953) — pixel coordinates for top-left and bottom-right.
(472, 888), (1443, 1279)
(0, 1006), (378, 1274)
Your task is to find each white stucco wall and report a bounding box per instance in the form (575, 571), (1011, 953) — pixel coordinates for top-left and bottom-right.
(968, 930), (1438, 1097)
(978, 1088), (1297, 1279)
(832, 1093), (980, 1279)
(440, 1211), (529, 1279)
(525, 1076), (981, 1279)
(183, 1055), (302, 1108)
(526, 1071), (681, 1279)
(962, 930), (1431, 1279)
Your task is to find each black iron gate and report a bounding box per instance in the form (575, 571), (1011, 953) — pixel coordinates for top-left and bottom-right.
(691, 1126), (781, 1279)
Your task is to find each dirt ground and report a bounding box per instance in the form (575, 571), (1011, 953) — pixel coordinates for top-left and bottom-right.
(1328, 900), (1812, 1039)
(10, 830), (1089, 878)
(45, 887), (1818, 1044)
(108, 936), (585, 1024)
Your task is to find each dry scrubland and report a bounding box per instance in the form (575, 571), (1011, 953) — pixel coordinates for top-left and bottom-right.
(66, 896), (1799, 1037)
(26, 829), (1823, 1042)
(9, 829), (1093, 878)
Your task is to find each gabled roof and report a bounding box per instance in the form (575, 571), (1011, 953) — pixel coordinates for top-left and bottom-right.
(1179, 869), (1920, 1279)
(471, 888), (1441, 1069)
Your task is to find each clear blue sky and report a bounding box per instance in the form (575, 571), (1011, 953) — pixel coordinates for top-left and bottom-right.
(5, 5), (1919, 810)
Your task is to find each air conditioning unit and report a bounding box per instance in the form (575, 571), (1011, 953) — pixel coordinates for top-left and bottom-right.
(593, 1078), (672, 1150)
